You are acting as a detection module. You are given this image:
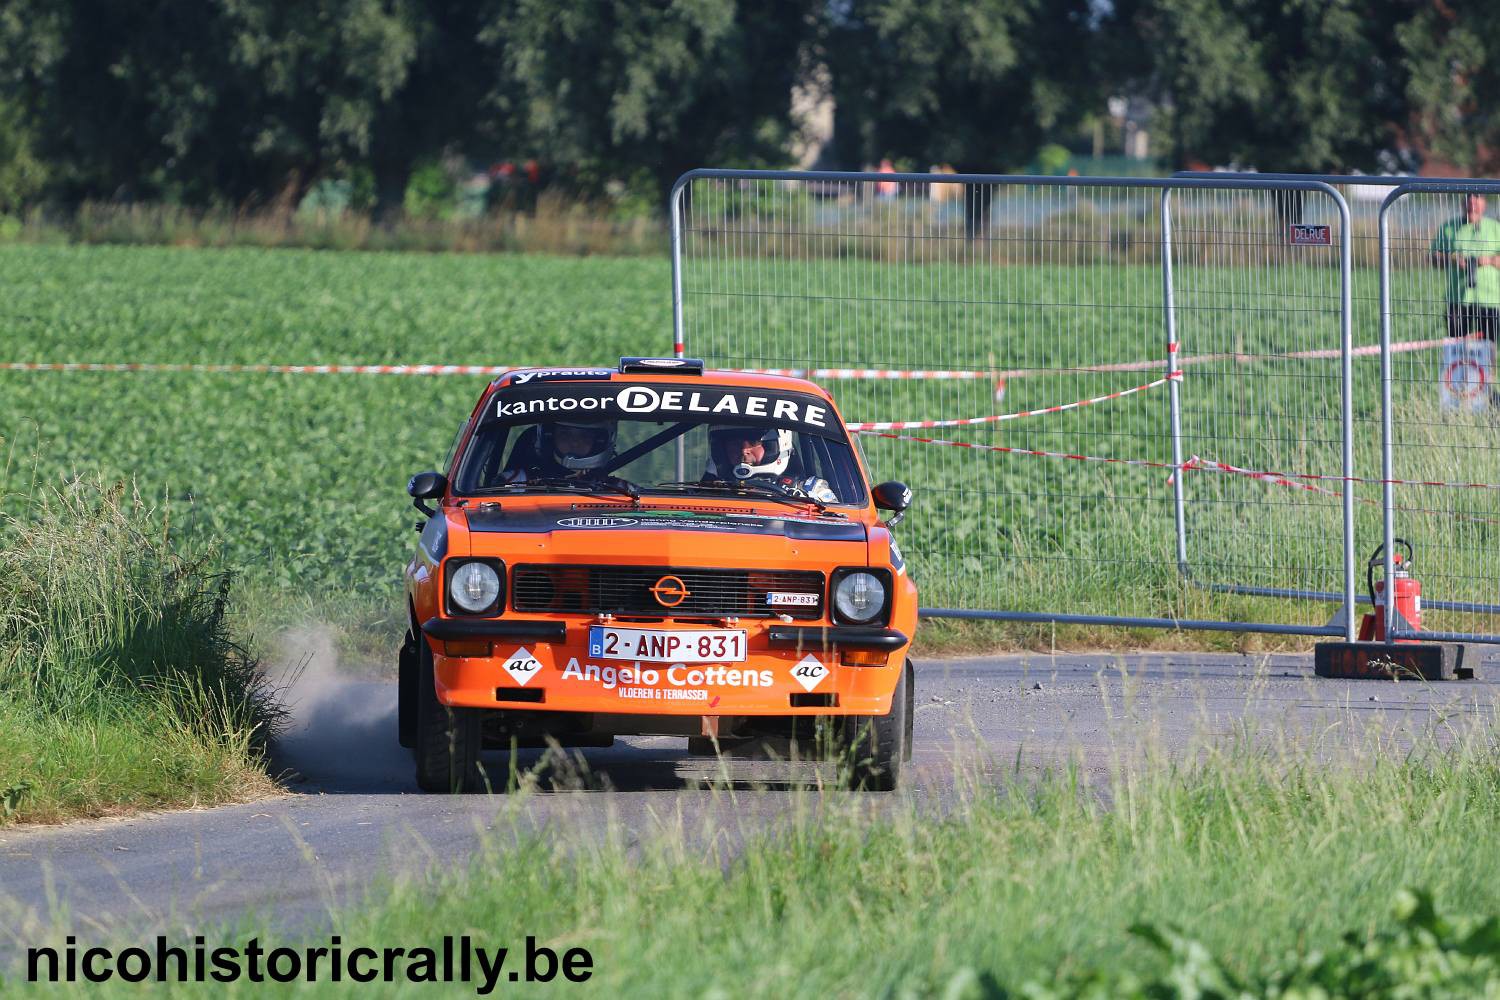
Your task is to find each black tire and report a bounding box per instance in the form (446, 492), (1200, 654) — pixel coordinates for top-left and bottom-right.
(845, 659), (912, 791)
(397, 631), (418, 750)
(902, 658), (915, 762)
(413, 636), (483, 793)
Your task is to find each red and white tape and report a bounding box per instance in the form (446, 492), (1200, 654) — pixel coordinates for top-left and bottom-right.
(745, 337), (1455, 381)
(844, 372), (1181, 431)
(0, 361), (513, 376)
(1179, 454), (1500, 526)
(0, 337), (1457, 380)
(1174, 455), (1347, 499)
(1177, 454), (1500, 494)
(855, 430), (1189, 474)
(746, 367), (999, 381)
(860, 433), (1500, 495)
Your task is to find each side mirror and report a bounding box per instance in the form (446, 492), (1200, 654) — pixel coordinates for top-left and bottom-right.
(408, 471), (448, 518)
(872, 481), (912, 526)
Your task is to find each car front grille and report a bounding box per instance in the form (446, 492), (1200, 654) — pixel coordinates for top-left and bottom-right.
(511, 565), (824, 619)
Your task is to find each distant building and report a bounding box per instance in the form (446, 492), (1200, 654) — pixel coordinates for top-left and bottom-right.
(1108, 96), (1153, 162)
(790, 64), (835, 169)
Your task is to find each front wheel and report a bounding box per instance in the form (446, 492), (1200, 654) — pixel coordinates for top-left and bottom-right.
(844, 659), (913, 791)
(412, 637), (483, 793)
(397, 631), (418, 750)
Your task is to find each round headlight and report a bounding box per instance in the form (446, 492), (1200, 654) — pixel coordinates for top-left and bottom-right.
(834, 572), (886, 623)
(450, 562), (500, 612)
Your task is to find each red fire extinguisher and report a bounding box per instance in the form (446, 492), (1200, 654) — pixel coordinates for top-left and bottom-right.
(1358, 539), (1422, 643)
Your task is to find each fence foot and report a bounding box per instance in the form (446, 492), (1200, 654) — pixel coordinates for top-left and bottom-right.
(1313, 641), (1477, 681)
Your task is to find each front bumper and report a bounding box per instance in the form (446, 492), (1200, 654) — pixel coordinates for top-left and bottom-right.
(421, 617), (909, 716)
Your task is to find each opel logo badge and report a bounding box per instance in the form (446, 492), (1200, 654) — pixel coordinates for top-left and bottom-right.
(650, 575), (691, 607)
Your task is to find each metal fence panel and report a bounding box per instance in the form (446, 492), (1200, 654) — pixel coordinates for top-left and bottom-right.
(1174, 172), (1444, 272)
(1378, 181), (1500, 642)
(671, 170), (1353, 636)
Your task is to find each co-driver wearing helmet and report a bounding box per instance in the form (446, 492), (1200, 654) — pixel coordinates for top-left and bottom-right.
(705, 426), (837, 503)
(504, 419), (618, 484)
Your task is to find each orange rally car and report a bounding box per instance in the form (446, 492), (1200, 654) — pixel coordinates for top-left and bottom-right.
(398, 357), (917, 791)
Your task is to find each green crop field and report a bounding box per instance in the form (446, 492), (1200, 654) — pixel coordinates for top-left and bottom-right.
(0, 245), (669, 602)
(3, 243), (1497, 648)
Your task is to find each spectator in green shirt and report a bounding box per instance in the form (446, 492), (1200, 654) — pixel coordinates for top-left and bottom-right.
(1430, 193), (1500, 340)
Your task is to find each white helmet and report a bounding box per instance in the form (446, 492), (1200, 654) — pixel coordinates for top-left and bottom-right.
(541, 420), (616, 470)
(708, 426), (793, 479)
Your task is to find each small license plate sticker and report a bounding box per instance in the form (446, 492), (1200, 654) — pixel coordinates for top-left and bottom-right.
(766, 592), (819, 606)
(588, 626), (747, 663)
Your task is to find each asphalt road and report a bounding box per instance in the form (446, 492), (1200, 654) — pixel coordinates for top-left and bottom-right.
(3, 647), (1498, 960)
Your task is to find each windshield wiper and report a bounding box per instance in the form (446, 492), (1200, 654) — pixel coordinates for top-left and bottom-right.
(651, 480), (836, 515)
(482, 476), (641, 502)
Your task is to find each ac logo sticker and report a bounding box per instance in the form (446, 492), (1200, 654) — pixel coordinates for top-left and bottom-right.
(790, 654), (829, 691)
(502, 647), (543, 686)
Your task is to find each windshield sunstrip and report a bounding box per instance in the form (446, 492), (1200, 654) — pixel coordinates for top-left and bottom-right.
(481, 384), (840, 438)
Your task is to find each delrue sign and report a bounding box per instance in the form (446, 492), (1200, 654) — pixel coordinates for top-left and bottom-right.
(1287, 224), (1333, 246)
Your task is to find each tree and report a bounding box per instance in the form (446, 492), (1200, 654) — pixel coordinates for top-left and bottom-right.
(0, 0), (502, 213)
(1398, 1), (1500, 175)
(487, 0), (819, 205)
(0, 96), (45, 213)
(1110, 0), (1415, 174)
(0, 0), (242, 203)
(220, 0), (504, 215)
(823, 0), (1098, 174)
(820, 0), (1097, 239)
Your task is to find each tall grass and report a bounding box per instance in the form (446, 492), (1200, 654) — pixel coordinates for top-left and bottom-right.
(2, 196), (666, 257)
(0, 478), (281, 824)
(289, 733), (1500, 996)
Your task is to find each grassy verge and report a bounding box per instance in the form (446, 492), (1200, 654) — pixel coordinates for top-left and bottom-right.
(11, 732), (1500, 995)
(0, 479), (280, 825)
(336, 740), (1500, 997)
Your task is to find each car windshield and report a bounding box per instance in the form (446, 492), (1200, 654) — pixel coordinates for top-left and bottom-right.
(454, 381), (868, 507)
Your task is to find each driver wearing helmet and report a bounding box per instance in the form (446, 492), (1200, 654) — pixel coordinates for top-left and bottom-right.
(705, 425), (838, 503)
(504, 419), (618, 484)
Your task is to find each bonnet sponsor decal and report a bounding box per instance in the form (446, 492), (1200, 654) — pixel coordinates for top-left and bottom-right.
(556, 516), (640, 528)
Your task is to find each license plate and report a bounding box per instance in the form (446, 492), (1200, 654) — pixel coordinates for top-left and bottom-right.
(587, 626), (746, 663)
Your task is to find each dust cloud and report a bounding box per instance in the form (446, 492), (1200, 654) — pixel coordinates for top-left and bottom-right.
(266, 626), (414, 793)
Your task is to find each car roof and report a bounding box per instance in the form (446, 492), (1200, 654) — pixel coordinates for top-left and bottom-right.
(490, 366), (835, 399)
